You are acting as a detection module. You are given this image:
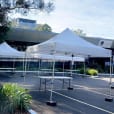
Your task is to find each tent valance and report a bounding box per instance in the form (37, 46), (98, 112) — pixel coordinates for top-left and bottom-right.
(27, 53), (85, 62)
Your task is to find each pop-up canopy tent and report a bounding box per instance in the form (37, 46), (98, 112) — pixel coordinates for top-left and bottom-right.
(0, 42), (24, 58)
(27, 28), (111, 58)
(26, 28), (112, 105)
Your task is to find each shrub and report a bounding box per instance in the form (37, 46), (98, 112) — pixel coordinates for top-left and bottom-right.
(0, 83), (32, 114)
(86, 68), (98, 76)
(78, 68), (85, 74)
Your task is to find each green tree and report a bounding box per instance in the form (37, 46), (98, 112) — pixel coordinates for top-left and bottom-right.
(0, 0), (54, 42)
(73, 29), (86, 37)
(36, 23), (52, 32)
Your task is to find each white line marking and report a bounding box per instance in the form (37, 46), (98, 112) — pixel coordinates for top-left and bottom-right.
(73, 84), (114, 97)
(20, 84), (34, 87)
(51, 90), (114, 114)
(29, 88), (70, 92)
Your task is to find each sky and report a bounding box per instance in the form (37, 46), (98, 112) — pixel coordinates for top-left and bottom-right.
(13, 0), (114, 39)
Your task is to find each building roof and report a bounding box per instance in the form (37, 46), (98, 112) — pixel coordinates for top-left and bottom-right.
(82, 36), (114, 49)
(7, 28), (57, 43)
(7, 28), (114, 49)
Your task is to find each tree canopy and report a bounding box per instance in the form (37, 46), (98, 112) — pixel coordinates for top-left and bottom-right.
(36, 24), (52, 32)
(0, 0), (54, 42)
(73, 29), (86, 37)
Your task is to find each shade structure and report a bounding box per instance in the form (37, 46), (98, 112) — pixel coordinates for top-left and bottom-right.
(26, 28), (112, 105)
(26, 28), (111, 58)
(0, 42), (25, 58)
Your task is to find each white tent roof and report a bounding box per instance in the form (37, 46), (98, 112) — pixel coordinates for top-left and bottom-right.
(27, 28), (111, 58)
(0, 42), (24, 58)
(29, 53), (85, 62)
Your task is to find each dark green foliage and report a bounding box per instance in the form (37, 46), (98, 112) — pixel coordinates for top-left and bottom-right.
(78, 68), (85, 74)
(0, 26), (10, 42)
(0, 83), (32, 114)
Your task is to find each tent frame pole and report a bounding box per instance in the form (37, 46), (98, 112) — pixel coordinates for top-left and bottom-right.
(23, 51), (27, 82)
(67, 54), (74, 90)
(110, 56), (114, 89)
(50, 55), (55, 101)
(46, 52), (57, 106)
(84, 61), (86, 76)
(63, 61), (65, 76)
(105, 56), (113, 102)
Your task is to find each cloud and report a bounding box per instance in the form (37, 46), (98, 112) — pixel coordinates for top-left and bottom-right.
(49, 0), (114, 39)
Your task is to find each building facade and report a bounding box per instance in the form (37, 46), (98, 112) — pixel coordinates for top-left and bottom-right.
(15, 18), (37, 30)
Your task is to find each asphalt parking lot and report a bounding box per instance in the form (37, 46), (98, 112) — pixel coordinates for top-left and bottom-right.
(0, 72), (114, 114)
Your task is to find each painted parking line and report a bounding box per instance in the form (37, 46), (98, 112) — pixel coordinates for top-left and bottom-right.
(73, 83), (114, 97)
(51, 90), (114, 114)
(30, 88), (73, 92)
(18, 84), (35, 87)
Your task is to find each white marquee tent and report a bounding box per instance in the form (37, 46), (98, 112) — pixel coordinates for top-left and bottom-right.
(0, 42), (24, 58)
(26, 28), (112, 104)
(26, 28), (111, 58)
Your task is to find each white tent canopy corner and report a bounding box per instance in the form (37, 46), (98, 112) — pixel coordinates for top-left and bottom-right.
(0, 42), (25, 58)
